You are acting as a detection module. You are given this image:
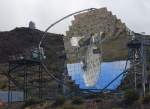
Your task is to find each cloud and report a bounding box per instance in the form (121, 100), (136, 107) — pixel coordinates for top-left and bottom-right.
(0, 0), (149, 34)
(98, 0), (150, 34)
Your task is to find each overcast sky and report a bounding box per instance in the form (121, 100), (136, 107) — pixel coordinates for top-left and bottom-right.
(0, 0), (150, 34)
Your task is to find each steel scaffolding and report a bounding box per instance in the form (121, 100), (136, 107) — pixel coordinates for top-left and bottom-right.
(127, 34), (149, 96)
(8, 59), (44, 103)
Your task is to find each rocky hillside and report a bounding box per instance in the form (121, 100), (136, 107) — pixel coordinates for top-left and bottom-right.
(64, 7), (129, 62)
(0, 27), (65, 72)
(0, 27), (66, 90)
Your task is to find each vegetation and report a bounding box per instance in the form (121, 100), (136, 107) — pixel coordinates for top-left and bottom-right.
(0, 107), (5, 109)
(112, 107), (123, 109)
(72, 96), (83, 105)
(51, 95), (66, 107)
(0, 82), (6, 89)
(142, 93), (150, 104)
(85, 94), (97, 99)
(23, 99), (41, 108)
(63, 104), (75, 109)
(123, 89), (139, 105)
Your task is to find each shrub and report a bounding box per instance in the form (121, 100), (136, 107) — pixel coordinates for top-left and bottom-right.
(123, 89), (139, 105)
(85, 94), (97, 99)
(142, 93), (150, 104)
(23, 99), (40, 108)
(63, 104), (75, 109)
(72, 96), (83, 105)
(63, 104), (85, 109)
(52, 95), (65, 107)
(95, 98), (102, 103)
(112, 108), (123, 109)
(0, 82), (6, 89)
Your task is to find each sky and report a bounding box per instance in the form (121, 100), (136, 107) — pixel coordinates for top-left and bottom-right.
(0, 0), (150, 34)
